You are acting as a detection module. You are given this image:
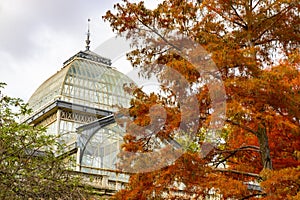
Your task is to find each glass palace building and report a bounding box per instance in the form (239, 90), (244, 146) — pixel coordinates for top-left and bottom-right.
(23, 45), (134, 195)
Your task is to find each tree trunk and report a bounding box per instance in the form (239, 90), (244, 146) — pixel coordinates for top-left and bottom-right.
(257, 124), (273, 170)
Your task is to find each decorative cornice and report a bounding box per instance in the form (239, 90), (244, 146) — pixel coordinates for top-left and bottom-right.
(63, 50), (112, 66)
(23, 100), (113, 125)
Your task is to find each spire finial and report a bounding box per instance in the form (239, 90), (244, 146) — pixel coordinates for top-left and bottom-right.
(86, 18), (91, 50)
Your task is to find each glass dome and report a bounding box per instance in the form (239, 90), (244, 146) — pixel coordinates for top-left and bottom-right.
(25, 49), (133, 185)
(27, 50), (134, 114)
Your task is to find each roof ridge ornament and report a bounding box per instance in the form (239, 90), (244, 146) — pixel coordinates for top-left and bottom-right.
(86, 18), (91, 50)
(62, 18), (112, 66)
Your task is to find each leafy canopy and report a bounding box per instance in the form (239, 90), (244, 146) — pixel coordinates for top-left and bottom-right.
(0, 83), (88, 199)
(104, 0), (300, 199)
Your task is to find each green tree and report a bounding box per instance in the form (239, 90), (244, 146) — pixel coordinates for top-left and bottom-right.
(0, 83), (88, 199)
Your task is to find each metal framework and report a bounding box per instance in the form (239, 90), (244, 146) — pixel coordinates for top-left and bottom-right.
(24, 49), (134, 194)
(27, 50), (134, 114)
(61, 110), (98, 124)
(76, 115), (129, 182)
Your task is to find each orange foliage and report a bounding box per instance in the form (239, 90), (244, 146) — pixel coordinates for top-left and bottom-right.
(104, 0), (300, 199)
(260, 168), (300, 200)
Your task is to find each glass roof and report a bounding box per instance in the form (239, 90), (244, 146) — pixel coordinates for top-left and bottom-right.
(27, 50), (135, 114)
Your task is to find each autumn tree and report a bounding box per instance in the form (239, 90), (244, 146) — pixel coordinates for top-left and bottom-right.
(104, 0), (300, 199)
(0, 83), (89, 199)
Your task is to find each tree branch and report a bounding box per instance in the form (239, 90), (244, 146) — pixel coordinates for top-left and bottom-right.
(226, 119), (257, 136)
(253, 4), (294, 43)
(241, 192), (267, 200)
(214, 145), (260, 167)
(252, 0), (262, 11)
(230, 4), (247, 27)
(215, 168), (261, 179)
(207, 5), (248, 29)
(133, 13), (182, 52)
(217, 145), (260, 154)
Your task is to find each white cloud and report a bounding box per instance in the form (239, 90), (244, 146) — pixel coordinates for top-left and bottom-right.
(0, 0), (160, 101)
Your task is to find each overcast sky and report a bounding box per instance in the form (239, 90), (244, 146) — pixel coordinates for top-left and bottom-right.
(0, 0), (159, 102)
